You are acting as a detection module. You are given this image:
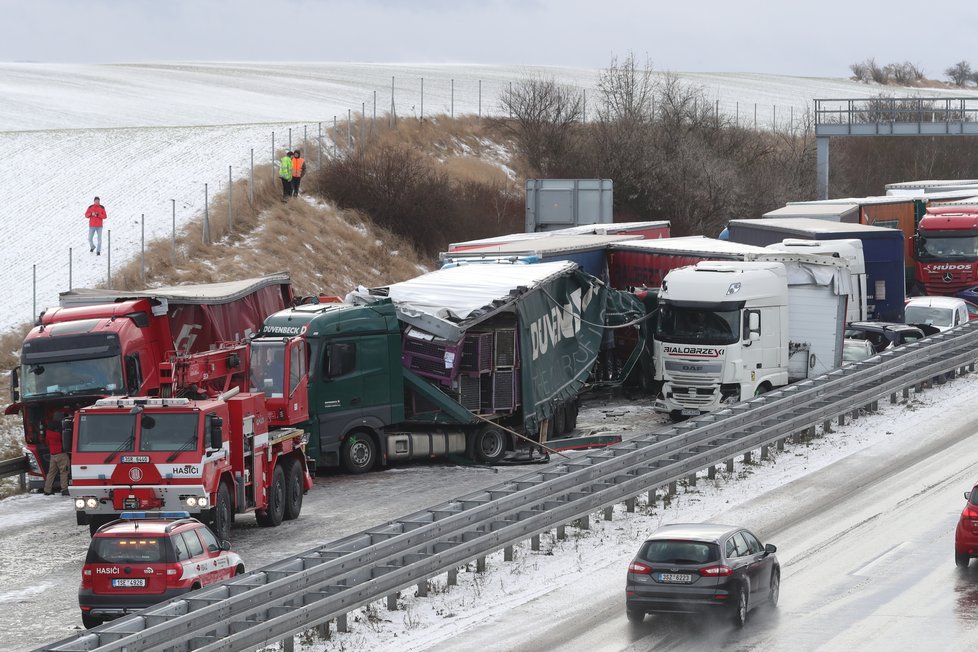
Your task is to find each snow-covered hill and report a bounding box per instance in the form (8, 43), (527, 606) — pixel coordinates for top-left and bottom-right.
(3, 62), (978, 334)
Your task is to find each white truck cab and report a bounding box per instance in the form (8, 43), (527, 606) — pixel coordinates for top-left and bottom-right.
(653, 258), (849, 420)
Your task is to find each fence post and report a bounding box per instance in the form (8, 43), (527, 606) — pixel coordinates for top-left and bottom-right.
(249, 149), (254, 206)
(68, 247), (72, 290)
(203, 183), (210, 245)
(272, 132), (276, 180)
(107, 230), (111, 288)
(421, 77), (424, 121)
(32, 264), (36, 320)
(288, 126), (292, 150)
(171, 199), (176, 264)
(317, 123), (322, 168)
(451, 78), (454, 118)
(479, 79), (482, 117)
(303, 125), (307, 158)
(228, 165), (233, 233)
(141, 214), (145, 284)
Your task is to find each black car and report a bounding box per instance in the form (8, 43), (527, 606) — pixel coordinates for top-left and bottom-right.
(844, 321), (935, 354)
(625, 523), (779, 627)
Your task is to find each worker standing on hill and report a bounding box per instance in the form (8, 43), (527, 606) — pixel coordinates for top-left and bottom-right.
(279, 151), (293, 202)
(291, 149), (305, 197)
(85, 196), (106, 255)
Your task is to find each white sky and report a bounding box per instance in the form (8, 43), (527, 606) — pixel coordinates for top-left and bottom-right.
(5, 0), (978, 78)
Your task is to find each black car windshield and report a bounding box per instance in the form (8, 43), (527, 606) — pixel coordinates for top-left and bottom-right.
(21, 356), (124, 399)
(918, 235), (978, 260)
(655, 305), (740, 345)
(639, 539), (720, 564)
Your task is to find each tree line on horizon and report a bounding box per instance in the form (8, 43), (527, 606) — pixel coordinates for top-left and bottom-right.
(850, 58), (978, 87)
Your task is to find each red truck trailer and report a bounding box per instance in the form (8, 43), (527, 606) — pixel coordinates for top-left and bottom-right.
(7, 273), (293, 491)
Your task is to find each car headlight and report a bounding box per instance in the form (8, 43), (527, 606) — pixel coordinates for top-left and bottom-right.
(74, 498), (86, 510)
(185, 496), (198, 508)
(197, 496), (208, 507)
(86, 498), (98, 509)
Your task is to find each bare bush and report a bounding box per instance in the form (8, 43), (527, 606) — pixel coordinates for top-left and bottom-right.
(946, 61), (973, 86)
(496, 76), (585, 176)
(850, 61), (870, 83)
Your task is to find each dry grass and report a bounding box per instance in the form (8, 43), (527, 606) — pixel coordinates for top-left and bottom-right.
(0, 117), (519, 464)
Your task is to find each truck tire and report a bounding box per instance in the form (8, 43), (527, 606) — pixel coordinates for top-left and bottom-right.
(212, 483), (233, 542)
(469, 425), (507, 464)
(340, 432), (377, 474)
(82, 613), (102, 629)
(565, 401), (578, 432)
(553, 404), (567, 436)
(283, 457), (304, 521)
(256, 464), (286, 527)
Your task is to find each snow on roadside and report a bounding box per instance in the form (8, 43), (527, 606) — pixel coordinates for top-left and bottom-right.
(266, 371), (978, 651)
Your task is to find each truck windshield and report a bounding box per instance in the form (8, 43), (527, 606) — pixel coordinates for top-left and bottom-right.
(249, 341), (286, 398)
(918, 235), (978, 260)
(655, 305), (740, 345)
(21, 356), (124, 399)
(77, 414), (135, 452)
(138, 413), (200, 452)
(904, 305), (954, 329)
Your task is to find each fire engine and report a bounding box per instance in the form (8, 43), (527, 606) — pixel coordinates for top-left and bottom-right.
(67, 336), (313, 539)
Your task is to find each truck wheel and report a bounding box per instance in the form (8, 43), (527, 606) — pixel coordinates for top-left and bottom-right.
(553, 404), (567, 436)
(469, 425), (507, 464)
(340, 432), (377, 474)
(212, 483), (233, 542)
(283, 458), (304, 521)
(88, 515), (112, 537)
(82, 613), (102, 629)
(565, 401), (578, 432)
(256, 464), (286, 527)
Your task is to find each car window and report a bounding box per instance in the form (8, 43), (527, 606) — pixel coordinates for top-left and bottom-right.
(640, 539), (719, 564)
(197, 526), (221, 553)
(90, 537), (163, 564)
(725, 537), (738, 558)
(731, 533), (752, 557)
(181, 530), (205, 558)
(741, 531), (763, 554)
(970, 489), (978, 507)
(172, 531), (191, 561)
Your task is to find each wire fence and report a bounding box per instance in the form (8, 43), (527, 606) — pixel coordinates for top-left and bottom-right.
(25, 72), (817, 325)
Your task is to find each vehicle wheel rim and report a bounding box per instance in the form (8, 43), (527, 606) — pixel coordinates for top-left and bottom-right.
(738, 591), (747, 622)
(771, 575), (780, 605)
(351, 441), (370, 466)
(481, 432), (504, 458)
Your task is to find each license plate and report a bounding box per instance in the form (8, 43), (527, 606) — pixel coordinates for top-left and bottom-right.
(123, 497), (139, 509)
(658, 573), (693, 584)
(680, 409), (700, 416)
(111, 578), (146, 588)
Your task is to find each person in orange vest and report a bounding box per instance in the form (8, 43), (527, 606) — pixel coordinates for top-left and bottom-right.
(85, 197), (107, 255)
(291, 149), (305, 197)
(43, 411), (70, 496)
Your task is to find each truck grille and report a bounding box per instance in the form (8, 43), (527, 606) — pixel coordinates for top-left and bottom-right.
(669, 386), (718, 407)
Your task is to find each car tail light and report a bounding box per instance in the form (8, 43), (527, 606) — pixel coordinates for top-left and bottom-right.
(628, 561), (652, 575)
(81, 568), (93, 589)
(699, 565), (733, 577)
(963, 507), (978, 521)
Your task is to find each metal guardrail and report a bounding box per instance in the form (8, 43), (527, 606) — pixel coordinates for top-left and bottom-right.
(0, 455), (29, 480)
(814, 97), (978, 136)
(40, 322), (978, 651)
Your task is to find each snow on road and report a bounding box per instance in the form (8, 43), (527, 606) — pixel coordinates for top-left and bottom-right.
(273, 373), (978, 652)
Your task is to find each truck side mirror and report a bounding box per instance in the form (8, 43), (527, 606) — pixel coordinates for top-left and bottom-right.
(61, 416), (73, 453)
(10, 367), (18, 403)
(209, 415), (224, 451)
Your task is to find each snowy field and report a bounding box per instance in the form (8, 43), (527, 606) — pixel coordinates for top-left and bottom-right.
(5, 62), (978, 334)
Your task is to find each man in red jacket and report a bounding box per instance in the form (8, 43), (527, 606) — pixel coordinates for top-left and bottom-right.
(85, 196), (107, 255)
(43, 412), (70, 496)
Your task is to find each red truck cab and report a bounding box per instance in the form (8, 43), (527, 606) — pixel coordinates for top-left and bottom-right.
(914, 208), (978, 295)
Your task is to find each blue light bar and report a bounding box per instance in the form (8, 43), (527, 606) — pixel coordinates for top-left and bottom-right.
(120, 511), (191, 520)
